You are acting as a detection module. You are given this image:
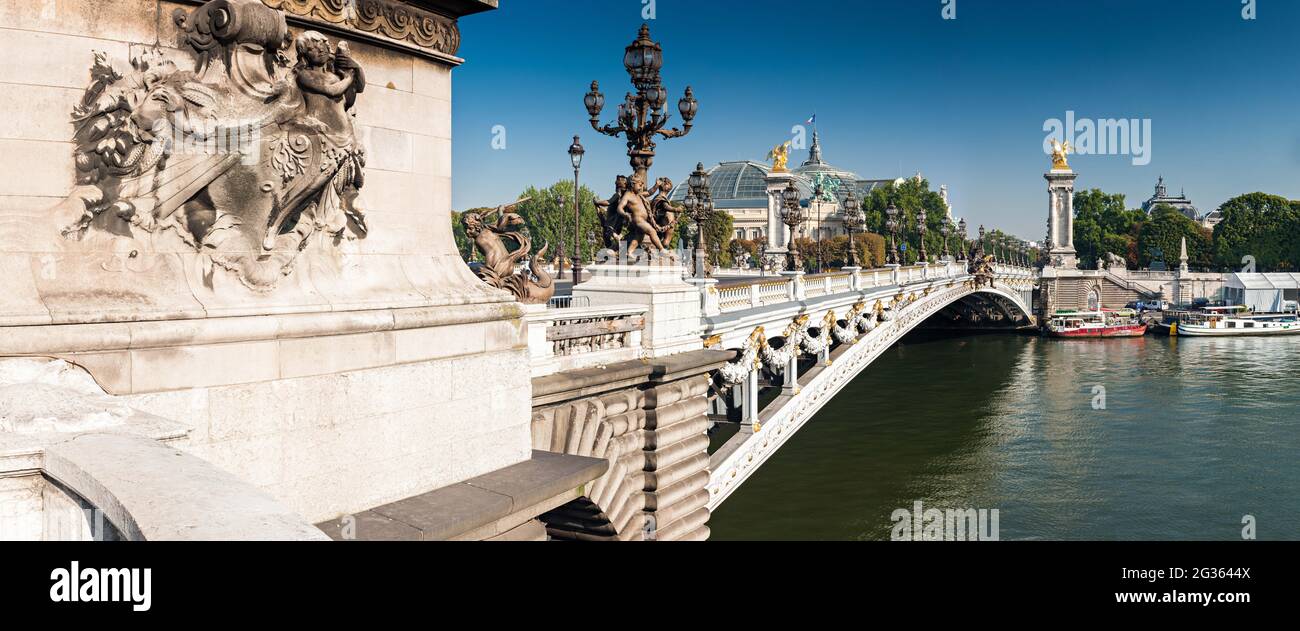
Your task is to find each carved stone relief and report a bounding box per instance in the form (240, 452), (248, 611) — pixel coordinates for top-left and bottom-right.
(65, 0), (370, 292)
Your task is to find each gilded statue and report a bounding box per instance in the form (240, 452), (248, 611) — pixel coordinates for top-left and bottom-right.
(460, 197), (555, 304)
(767, 141), (791, 173)
(1048, 138), (1072, 170)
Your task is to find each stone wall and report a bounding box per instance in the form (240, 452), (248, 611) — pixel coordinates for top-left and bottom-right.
(530, 350), (731, 541)
(0, 0), (523, 525)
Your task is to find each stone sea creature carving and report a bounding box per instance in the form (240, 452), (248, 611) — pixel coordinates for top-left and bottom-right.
(63, 0), (369, 292)
(460, 198), (555, 305)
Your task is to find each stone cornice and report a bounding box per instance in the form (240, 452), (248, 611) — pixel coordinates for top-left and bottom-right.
(173, 0), (487, 66)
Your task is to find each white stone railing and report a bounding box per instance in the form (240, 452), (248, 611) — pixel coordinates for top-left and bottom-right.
(709, 262), (976, 315)
(525, 303), (648, 377)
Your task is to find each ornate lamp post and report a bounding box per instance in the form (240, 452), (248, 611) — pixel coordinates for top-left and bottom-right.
(885, 203), (900, 265)
(957, 217), (968, 260)
(683, 162), (714, 278)
(916, 206), (928, 263)
(841, 190), (863, 268)
(940, 216), (952, 260)
(812, 183), (825, 273)
(584, 25), (697, 182)
(567, 135), (585, 282)
(977, 224), (987, 258)
(780, 181), (806, 271)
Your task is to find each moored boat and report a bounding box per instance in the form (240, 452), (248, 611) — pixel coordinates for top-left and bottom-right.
(1044, 309), (1148, 338)
(1163, 306), (1300, 337)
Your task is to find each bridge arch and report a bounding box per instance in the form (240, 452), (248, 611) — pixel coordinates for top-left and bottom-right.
(706, 277), (1036, 510)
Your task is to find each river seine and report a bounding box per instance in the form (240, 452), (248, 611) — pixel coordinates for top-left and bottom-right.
(708, 332), (1300, 540)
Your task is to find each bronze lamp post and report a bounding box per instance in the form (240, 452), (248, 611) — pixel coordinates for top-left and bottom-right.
(780, 181), (806, 271)
(885, 203), (900, 265)
(584, 25), (697, 181)
(567, 135), (585, 282)
(683, 162), (714, 278)
(841, 189), (863, 268)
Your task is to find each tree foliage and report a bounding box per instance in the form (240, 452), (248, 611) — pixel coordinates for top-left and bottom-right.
(1211, 192), (1300, 271)
(860, 177), (958, 265)
(509, 181), (601, 264)
(1136, 205), (1212, 270)
(1072, 189), (1145, 269)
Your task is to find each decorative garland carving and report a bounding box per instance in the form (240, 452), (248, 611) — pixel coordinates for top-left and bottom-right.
(262, 0), (461, 56)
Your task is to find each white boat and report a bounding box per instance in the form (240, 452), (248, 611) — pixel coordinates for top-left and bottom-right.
(1165, 306), (1300, 337)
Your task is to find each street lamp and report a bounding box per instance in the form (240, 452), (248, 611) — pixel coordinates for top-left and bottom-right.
(917, 206), (928, 263)
(841, 190), (863, 268)
(958, 217), (968, 260)
(584, 24), (697, 182)
(885, 203), (900, 265)
(780, 181), (806, 271)
(811, 183), (826, 273)
(683, 162), (714, 278)
(567, 135), (585, 283)
(941, 217), (952, 261)
(977, 224), (986, 259)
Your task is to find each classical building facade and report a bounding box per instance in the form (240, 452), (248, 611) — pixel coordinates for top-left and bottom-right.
(1142, 176), (1221, 229)
(669, 133), (905, 243)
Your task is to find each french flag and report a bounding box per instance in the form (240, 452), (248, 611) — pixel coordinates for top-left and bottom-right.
(806, 114), (816, 125)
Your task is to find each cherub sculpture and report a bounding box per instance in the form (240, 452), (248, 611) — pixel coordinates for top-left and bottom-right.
(593, 174), (629, 251)
(648, 176), (682, 246)
(460, 197), (555, 304)
(615, 174), (666, 256)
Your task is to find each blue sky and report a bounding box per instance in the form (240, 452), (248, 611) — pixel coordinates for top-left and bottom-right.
(451, 0), (1300, 240)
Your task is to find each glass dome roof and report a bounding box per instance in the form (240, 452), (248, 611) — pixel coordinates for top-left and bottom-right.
(668, 161), (813, 206)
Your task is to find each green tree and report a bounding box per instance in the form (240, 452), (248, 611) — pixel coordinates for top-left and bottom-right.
(1072, 189), (1143, 269)
(510, 181), (601, 265)
(680, 210), (736, 267)
(1211, 192), (1300, 271)
(1136, 205), (1212, 270)
(860, 177), (950, 264)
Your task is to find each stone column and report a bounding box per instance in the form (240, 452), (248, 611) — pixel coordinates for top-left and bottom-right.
(1045, 168), (1079, 269)
(744, 367), (760, 431)
(783, 353), (800, 395)
(764, 171), (797, 266)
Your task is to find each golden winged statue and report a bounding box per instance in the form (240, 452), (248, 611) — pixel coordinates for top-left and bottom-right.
(767, 141), (791, 173)
(1048, 138), (1072, 170)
